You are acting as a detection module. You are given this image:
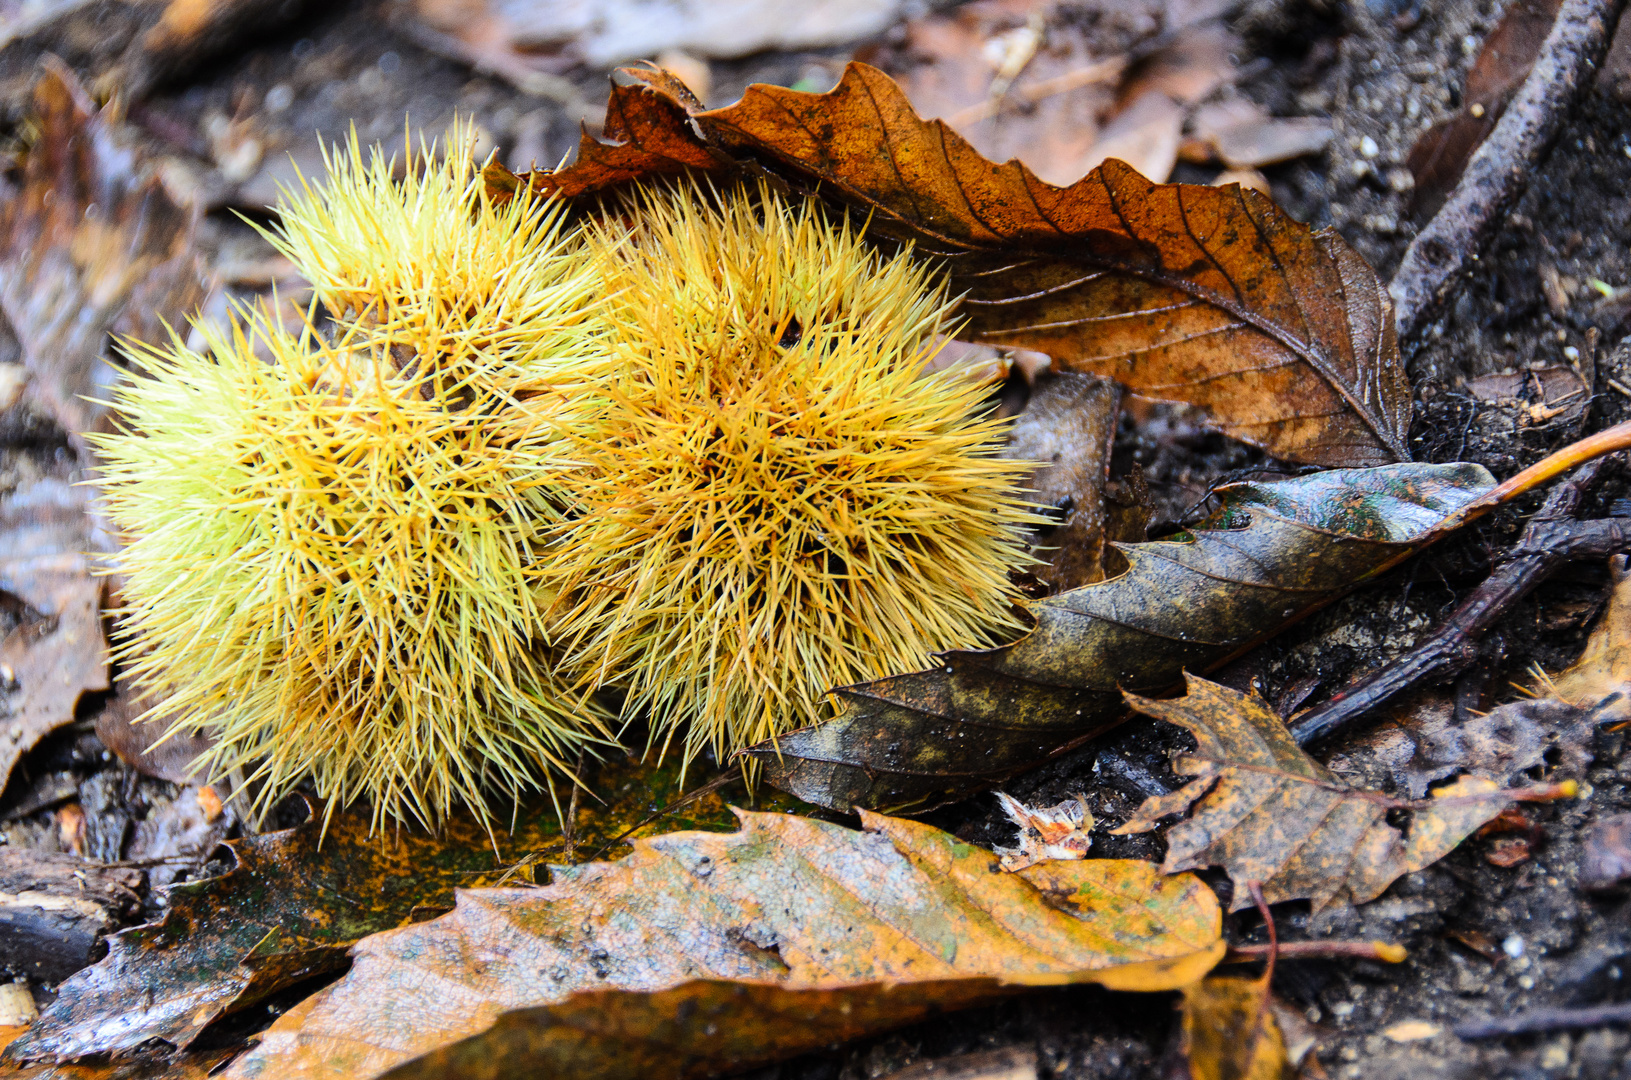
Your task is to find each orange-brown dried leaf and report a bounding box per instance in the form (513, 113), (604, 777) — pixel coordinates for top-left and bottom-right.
(223, 810), (1224, 1080)
(1114, 676), (1556, 911)
(1182, 974), (1288, 1080)
(515, 62), (1411, 467)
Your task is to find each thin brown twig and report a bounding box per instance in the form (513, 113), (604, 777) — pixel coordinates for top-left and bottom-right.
(562, 750), (587, 866)
(1224, 940), (1407, 965)
(1389, 0), (1621, 343)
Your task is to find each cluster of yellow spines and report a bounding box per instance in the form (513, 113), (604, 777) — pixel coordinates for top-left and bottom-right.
(548, 184), (1043, 768)
(97, 133), (1043, 827)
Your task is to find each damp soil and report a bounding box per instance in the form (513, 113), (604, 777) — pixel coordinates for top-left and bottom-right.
(4, 1), (1631, 1078)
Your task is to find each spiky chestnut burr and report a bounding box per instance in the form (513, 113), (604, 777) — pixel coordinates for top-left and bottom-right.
(546, 180), (1046, 769)
(94, 134), (612, 830)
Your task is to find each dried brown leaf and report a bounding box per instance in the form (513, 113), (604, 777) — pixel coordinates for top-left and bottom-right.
(1000, 372), (1120, 590)
(223, 810), (1223, 1080)
(1406, 0), (1564, 216)
(1113, 675), (1566, 911)
(1553, 553), (1631, 703)
(1181, 974), (1288, 1080)
(0, 62), (206, 448)
(514, 61), (1413, 467)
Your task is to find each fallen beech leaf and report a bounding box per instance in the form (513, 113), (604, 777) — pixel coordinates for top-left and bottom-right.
(5, 756), (748, 1065)
(1181, 974), (1286, 1080)
(399, 0), (902, 84)
(224, 810), (1223, 1080)
(1113, 676), (1565, 910)
(512, 62), (1413, 467)
(0, 62), (206, 448)
(1190, 98), (1334, 169)
(748, 462), (1495, 812)
(1077, 88), (1184, 182)
(992, 792), (1092, 871)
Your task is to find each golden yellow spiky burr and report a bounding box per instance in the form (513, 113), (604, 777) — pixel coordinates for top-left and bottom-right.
(545, 179), (1045, 770)
(94, 130), (613, 830)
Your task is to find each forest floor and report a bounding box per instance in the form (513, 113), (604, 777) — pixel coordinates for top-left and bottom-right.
(4, 0), (1631, 1078)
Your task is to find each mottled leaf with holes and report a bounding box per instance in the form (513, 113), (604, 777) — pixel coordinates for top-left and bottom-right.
(500, 62), (1412, 468)
(746, 462), (1495, 812)
(223, 811), (1223, 1080)
(1113, 676), (1571, 911)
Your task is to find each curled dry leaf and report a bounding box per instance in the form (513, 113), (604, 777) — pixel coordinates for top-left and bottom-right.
(1112, 676), (1573, 911)
(992, 792), (1092, 872)
(505, 61), (1414, 468)
(1000, 372), (1121, 591)
(224, 810), (1223, 1080)
(747, 462), (1495, 812)
(0, 62), (206, 449)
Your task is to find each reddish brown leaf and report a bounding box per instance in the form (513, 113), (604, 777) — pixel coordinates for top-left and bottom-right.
(514, 62), (1412, 467)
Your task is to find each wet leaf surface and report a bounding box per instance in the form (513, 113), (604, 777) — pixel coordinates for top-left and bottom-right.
(748, 462), (1496, 812)
(506, 61), (1414, 468)
(1112, 676), (1567, 911)
(224, 810), (1223, 1080)
(5, 750), (755, 1062)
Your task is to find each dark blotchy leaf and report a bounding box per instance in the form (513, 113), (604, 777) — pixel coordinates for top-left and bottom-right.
(223, 811), (1222, 1080)
(748, 462), (1494, 812)
(1113, 676), (1559, 911)
(514, 62), (1412, 468)
(5, 753), (753, 1064)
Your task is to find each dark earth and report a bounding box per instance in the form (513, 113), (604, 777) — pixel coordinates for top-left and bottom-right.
(5, 0), (1631, 1077)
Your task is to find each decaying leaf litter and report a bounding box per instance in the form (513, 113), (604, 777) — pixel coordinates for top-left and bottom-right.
(5, 1), (1631, 1078)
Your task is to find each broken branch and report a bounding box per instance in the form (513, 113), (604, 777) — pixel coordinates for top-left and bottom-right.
(1388, 0), (1619, 343)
